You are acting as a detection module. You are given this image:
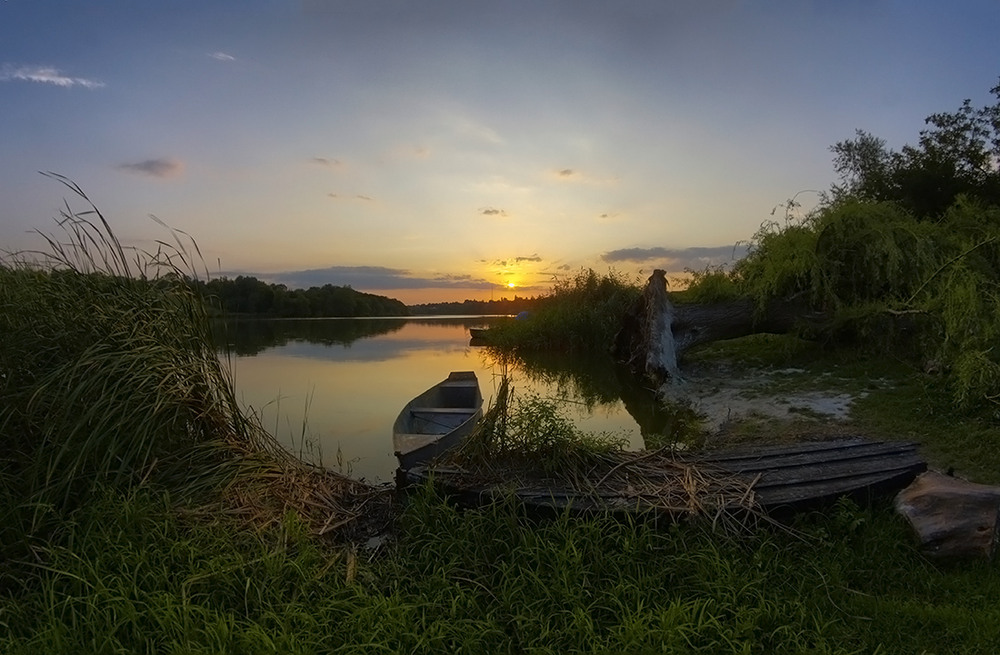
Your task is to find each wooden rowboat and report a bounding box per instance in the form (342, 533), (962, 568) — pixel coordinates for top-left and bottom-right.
(393, 371), (483, 470)
(469, 327), (490, 340)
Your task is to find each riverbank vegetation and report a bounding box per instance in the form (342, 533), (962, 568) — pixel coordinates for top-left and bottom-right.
(483, 268), (641, 351)
(191, 275), (409, 317)
(408, 295), (539, 316)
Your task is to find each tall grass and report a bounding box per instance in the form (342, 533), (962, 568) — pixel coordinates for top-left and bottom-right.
(0, 176), (275, 565)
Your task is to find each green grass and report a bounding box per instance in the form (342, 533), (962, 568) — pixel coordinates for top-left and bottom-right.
(3, 485), (1000, 654)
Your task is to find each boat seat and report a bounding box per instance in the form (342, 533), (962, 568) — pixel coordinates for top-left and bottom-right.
(394, 433), (442, 451)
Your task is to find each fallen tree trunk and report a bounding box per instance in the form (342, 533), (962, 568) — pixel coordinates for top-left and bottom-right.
(612, 270), (828, 384)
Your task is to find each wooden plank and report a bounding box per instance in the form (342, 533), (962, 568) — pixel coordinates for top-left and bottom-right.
(700, 437), (871, 460)
(737, 453), (925, 487)
(701, 440), (918, 471)
(402, 438), (927, 517)
(755, 468), (922, 508)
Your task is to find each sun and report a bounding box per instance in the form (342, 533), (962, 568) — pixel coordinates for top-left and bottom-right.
(506, 282), (516, 289)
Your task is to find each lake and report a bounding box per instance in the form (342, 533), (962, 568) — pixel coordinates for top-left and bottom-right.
(222, 316), (681, 484)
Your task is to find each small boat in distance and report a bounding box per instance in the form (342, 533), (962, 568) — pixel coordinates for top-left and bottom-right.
(469, 327), (489, 339)
(393, 371), (483, 470)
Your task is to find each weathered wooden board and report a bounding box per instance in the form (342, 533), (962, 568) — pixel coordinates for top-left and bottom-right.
(698, 438), (927, 514)
(402, 438), (927, 520)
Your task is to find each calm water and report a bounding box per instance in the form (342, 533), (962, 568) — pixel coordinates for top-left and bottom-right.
(222, 317), (676, 484)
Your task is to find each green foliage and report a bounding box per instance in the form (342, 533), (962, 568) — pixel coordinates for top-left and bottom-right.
(486, 268), (641, 352)
(192, 275), (409, 317)
(831, 79), (1000, 216)
(735, 200), (942, 310)
(673, 266), (741, 303)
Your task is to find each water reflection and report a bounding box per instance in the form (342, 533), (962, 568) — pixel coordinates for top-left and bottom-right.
(501, 349), (702, 449)
(223, 317), (685, 484)
(214, 317), (407, 356)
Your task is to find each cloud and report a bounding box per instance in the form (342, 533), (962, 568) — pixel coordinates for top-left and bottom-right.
(0, 64), (104, 89)
(485, 254), (544, 267)
(209, 52), (236, 61)
(479, 207), (508, 217)
(601, 245), (749, 270)
(310, 156), (345, 169)
(265, 265), (494, 291)
(116, 158), (185, 179)
(548, 167), (619, 185)
(327, 192), (374, 202)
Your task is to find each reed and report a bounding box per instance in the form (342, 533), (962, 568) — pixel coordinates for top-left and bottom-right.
(486, 268), (640, 352)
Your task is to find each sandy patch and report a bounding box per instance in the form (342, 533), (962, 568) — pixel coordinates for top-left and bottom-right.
(658, 362), (864, 433)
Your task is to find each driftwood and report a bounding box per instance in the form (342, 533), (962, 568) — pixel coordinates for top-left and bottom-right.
(612, 270), (826, 383)
(895, 471), (1000, 559)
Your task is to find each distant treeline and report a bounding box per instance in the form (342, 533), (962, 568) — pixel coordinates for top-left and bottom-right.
(409, 296), (540, 316)
(189, 276), (409, 317)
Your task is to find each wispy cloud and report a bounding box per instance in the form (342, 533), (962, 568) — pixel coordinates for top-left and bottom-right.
(548, 167), (618, 185)
(479, 207), (508, 217)
(208, 51), (236, 62)
(327, 192), (374, 202)
(116, 158), (185, 179)
(0, 64), (104, 89)
(484, 254), (543, 267)
(310, 156), (345, 169)
(601, 245), (749, 270)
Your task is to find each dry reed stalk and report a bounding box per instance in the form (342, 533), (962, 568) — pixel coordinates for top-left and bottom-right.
(221, 457), (394, 543)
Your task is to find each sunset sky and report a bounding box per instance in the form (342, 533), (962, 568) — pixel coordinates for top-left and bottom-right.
(2, 1), (999, 304)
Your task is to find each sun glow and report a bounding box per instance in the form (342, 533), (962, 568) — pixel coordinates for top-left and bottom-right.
(507, 282), (516, 289)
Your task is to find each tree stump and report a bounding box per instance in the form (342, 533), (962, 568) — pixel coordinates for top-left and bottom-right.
(895, 471), (1000, 559)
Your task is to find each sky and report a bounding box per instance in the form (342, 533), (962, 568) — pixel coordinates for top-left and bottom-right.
(2, 1), (999, 304)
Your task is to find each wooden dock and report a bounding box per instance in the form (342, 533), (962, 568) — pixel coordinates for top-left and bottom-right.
(402, 437), (927, 519)
(697, 438), (927, 515)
